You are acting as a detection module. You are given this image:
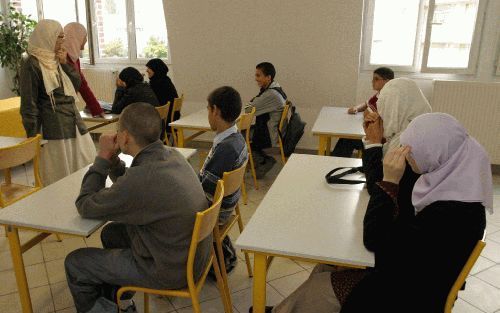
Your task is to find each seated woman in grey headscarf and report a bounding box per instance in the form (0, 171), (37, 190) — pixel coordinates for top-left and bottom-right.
(20, 19), (96, 186)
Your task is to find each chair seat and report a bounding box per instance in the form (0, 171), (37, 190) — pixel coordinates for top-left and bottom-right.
(218, 215), (239, 239)
(1, 183), (40, 207)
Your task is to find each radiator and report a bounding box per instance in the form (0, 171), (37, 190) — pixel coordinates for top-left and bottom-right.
(431, 80), (500, 164)
(80, 68), (119, 104)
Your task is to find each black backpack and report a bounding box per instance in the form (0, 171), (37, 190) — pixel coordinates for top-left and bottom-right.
(279, 102), (306, 157)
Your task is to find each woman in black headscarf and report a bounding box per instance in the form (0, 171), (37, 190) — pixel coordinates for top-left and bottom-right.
(146, 59), (179, 132)
(111, 67), (159, 114)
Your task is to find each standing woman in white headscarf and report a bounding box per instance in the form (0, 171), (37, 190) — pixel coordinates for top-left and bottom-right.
(19, 19), (97, 186)
(362, 78), (431, 194)
(63, 22), (104, 117)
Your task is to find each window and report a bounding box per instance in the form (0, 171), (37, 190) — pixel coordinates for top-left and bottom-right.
(362, 0), (486, 74)
(90, 0), (169, 63)
(9, 0), (169, 64)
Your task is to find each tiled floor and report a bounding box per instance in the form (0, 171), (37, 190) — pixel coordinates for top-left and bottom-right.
(1, 152), (500, 313)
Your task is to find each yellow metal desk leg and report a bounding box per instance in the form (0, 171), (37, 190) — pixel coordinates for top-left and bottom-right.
(177, 129), (185, 147)
(318, 136), (327, 156)
(326, 137), (332, 155)
(253, 253), (268, 313)
(7, 226), (33, 313)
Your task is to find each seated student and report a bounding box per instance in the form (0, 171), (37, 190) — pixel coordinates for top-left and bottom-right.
(252, 113), (492, 313)
(64, 103), (210, 313)
(199, 86), (248, 273)
(247, 62), (286, 178)
(111, 67), (159, 114)
(63, 22), (104, 117)
(362, 77), (431, 195)
(331, 67), (394, 157)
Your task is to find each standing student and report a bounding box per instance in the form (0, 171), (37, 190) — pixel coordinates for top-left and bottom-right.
(248, 62), (286, 178)
(331, 67), (394, 157)
(65, 103), (210, 313)
(20, 19), (96, 186)
(200, 86), (248, 274)
(111, 67), (159, 114)
(63, 22), (104, 117)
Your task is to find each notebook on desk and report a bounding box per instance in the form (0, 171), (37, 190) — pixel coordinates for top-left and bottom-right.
(98, 100), (113, 113)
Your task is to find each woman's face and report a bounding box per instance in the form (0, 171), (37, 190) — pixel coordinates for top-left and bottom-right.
(146, 67), (154, 79)
(55, 32), (65, 52)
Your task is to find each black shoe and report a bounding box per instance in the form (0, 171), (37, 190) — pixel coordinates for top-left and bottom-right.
(249, 306), (274, 313)
(256, 157), (277, 179)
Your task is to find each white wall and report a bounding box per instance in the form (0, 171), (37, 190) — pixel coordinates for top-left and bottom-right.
(165, 0), (364, 149)
(0, 68), (15, 99)
(355, 0), (500, 104)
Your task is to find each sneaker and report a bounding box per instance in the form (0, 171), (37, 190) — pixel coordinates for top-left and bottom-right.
(256, 157), (277, 179)
(249, 306), (274, 313)
(120, 300), (137, 313)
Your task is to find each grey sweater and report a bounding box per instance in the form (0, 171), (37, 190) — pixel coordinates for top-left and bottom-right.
(75, 141), (211, 289)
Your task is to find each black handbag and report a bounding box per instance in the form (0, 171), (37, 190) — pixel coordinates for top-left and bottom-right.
(325, 166), (365, 184)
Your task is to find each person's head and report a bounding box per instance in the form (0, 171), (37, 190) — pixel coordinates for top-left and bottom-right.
(376, 78), (431, 153)
(372, 67), (394, 91)
(117, 102), (162, 155)
(399, 112), (493, 213)
(63, 22), (88, 62)
(118, 67), (144, 88)
(255, 62), (276, 89)
(28, 19), (64, 54)
(145, 58), (169, 79)
(206, 86), (242, 132)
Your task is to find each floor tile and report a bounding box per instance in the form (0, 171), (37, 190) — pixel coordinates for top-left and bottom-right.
(487, 231), (500, 244)
(486, 223), (500, 236)
(267, 257), (306, 281)
(459, 276), (500, 313)
(45, 259), (66, 285)
(0, 285), (54, 313)
(470, 256), (496, 275)
(482, 240), (500, 263)
(231, 284), (284, 313)
(41, 238), (87, 262)
(476, 265), (500, 289)
(0, 263), (49, 295)
(169, 281), (222, 309)
(56, 307), (76, 313)
(133, 293), (176, 313)
(0, 245), (44, 272)
(452, 298), (484, 313)
(226, 260), (254, 293)
(176, 296), (234, 313)
(50, 281), (74, 311)
(268, 270), (310, 298)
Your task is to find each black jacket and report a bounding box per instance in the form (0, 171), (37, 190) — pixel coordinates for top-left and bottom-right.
(111, 82), (159, 114)
(150, 75), (179, 133)
(341, 147), (486, 313)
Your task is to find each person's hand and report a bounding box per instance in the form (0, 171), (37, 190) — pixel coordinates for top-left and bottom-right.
(383, 146), (411, 184)
(98, 134), (119, 161)
(116, 77), (126, 88)
(347, 107), (357, 114)
(56, 48), (67, 64)
(364, 115), (384, 144)
(363, 110), (379, 123)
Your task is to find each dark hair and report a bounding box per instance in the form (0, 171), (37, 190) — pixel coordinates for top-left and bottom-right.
(119, 67), (144, 88)
(146, 58), (169, 78)
(374, 67), (394, 80)
(119, 102), (161, 147)
(256, 62), (276, 80)
(207, 86), (242, 123)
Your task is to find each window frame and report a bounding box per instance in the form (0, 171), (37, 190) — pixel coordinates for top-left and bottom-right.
(361, 0), (487, 75)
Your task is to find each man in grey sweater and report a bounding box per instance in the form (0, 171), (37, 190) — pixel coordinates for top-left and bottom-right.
(64, 103), (210, 313)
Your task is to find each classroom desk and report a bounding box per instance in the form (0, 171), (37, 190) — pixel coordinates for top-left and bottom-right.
(80, 111), (120, 132)
(0, 97), (25, 137)
(312, 106), (365, 156)
(235, 154), (374, 313)
(0, 147), (196, 313)
(169, 110), (210, 147)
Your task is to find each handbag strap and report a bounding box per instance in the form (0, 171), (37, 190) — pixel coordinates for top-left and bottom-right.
(325, 166), (365, 185)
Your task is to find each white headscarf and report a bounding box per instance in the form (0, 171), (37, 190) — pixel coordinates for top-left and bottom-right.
(377, 78), (432, 154)
(27, 19), (79, 110)
(63, 22), (87, 62)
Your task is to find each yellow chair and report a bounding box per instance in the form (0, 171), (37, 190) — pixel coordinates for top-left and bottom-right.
(116, 181), (231, 313)
(444, 237), (486, 313)
(213, 161), (253, 311)
(237, 107), (259, 192)
(0, 135), (43, 208)
(277, 101), (291, 165)
(171, 94), (185, 146)
(155, 102), (171, 146)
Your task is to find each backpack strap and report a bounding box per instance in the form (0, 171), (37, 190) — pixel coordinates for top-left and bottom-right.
(325, 167), (365, 184)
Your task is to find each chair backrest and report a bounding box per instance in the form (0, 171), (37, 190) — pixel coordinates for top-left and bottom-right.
(222, 160), (248, 196)
(444, 237), (486, 313)
(0, 135), (42, 171)
(279, 101), (291, 134)
(187, 180), (224, 269)
(171, 94), (184, 121)
(155, 102), (171, 121)
(237, 107), (256, 132)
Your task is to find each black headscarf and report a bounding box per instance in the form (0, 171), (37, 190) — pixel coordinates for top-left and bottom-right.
(119, 67), (144, 88)
(146, 58), (169, 79)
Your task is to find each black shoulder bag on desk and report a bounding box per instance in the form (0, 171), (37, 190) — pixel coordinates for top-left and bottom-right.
(325, 166), (365, 184)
